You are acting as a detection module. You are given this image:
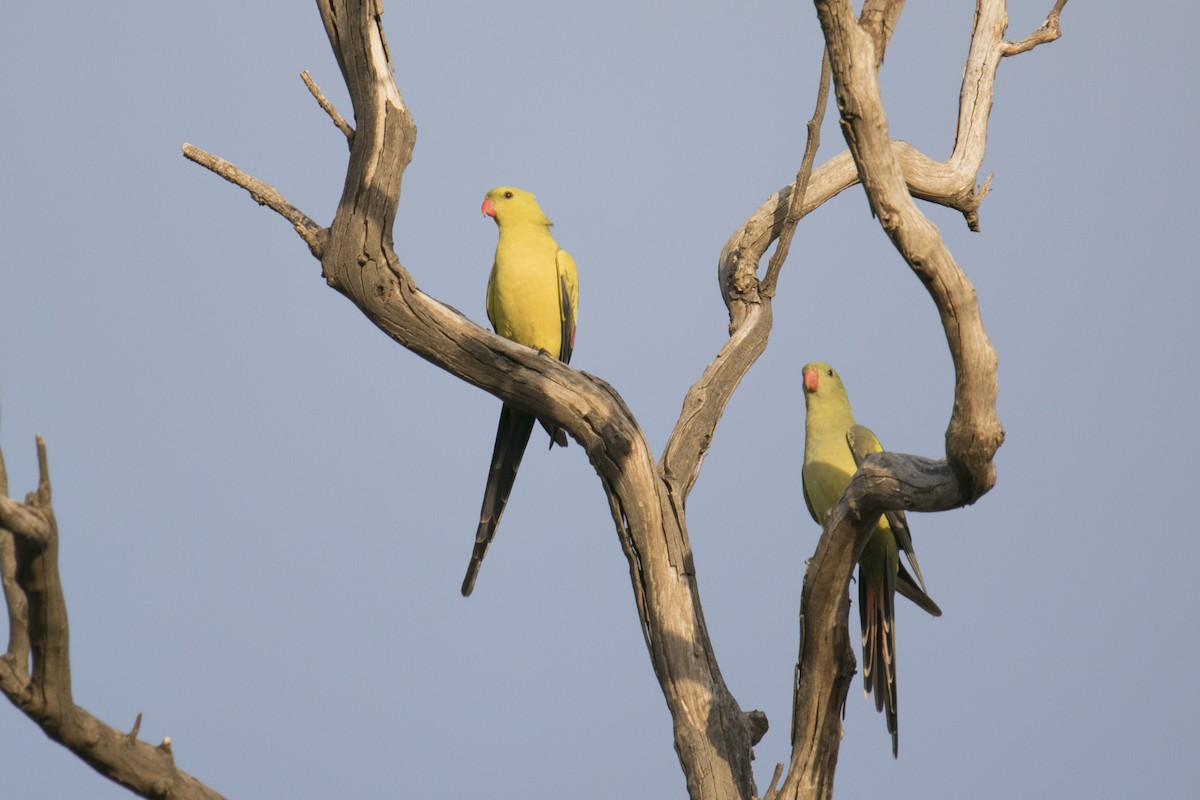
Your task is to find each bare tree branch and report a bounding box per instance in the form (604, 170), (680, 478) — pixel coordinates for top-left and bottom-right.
(0, 495), (51, 546)
(177, 1), (1069, 798)
(301, 69), (355, 145)
(740, 0), (1065, 241)
(1003, 0), (1067, 56)
(0, 0), (1070, 796)
(762, 51), (831, 299)
(186, 2), (760, 796)
(0, 438), (225, 800)
(774, 2), (1074, 796)
(181, 143), (327, 258)
(859, 0), (906, 70)
(0, 445), (30, 671)
(658, 47), (830, 532)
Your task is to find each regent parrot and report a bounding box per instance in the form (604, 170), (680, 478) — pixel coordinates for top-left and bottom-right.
(800, 361), (941, 757)
(461, 187), (578, 597)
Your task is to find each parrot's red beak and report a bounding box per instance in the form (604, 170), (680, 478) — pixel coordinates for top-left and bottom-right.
(481, 198), (496, 218)
(803, 368), (819, 394)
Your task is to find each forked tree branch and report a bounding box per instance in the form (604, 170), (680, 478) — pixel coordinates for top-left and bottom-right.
(0, 439), (224, 800)
(1, 1), (1066, 798)
(742, 0), (1066, 242)
(177, 1), (1064, 798)
(858, 0), (906, 70)
(1003, 0), (1066, 55)
(819, 0), (1008, 498)
(776, 2), (1066, 798)
(658, 47), (829, 551)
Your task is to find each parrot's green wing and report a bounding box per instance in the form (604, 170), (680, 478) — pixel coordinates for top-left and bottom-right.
(801, 475), (819, 527)
(556, 248), (577, 365)
(535, 247), (578, 450)
(847, 424), (930, 591)
(897, 563), (941, 616)
(846, 424), (941, 616)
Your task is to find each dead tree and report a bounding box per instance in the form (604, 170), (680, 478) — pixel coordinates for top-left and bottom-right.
(1, 2), (1067, 798)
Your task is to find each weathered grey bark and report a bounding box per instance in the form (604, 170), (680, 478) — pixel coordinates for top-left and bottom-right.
(2, 1), (1067, 798)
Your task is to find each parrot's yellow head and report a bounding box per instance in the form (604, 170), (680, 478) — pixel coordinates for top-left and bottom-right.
(802, 362), (849, 408)
(481, 186), (553, 228)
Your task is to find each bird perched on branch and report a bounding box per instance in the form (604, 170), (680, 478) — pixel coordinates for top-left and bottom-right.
(800, 361), (941, 756)
(461, 187), (578, 597)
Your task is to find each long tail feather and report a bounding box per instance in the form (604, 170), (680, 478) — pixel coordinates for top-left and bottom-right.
(859, 557), (900, 757)
(541, 418), (568, 449)
(461, 404), (535, 596)
(897, 562), (942, 616)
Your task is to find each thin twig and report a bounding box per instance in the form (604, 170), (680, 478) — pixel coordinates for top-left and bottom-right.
(762, 50), (831, 298)
(35, 436), (49, 500)
(300, 70), (355, 145)
(1003, 0), (1067, 56)
(760, 762), (784, 800)
(181, 144), (327, 258)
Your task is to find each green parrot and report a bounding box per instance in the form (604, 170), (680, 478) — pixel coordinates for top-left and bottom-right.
(800, 361), (941, 757)
(461, 187), (578, 597)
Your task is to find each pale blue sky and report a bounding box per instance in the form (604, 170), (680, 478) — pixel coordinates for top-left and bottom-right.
(2, 2), (1197, 798)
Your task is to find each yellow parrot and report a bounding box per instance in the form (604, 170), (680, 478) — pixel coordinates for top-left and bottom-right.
(461, 186), (578, 597)
(800, 361), (941, 756)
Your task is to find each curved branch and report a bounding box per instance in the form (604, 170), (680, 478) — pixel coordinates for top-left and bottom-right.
(172, 3), (1068, 800)
(1002, 0), (1067, 56)
(656, 0), (894, 534)
(738, 0), (1066, 242)
(778, 2), (1070, 796)
(816, 0), (1007, 496)
(183, 2), (761, 797)
(659, 46), (830, 513)
(0, 438), (224, 800)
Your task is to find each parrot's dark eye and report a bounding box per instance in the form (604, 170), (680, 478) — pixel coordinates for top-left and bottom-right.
(826, 368), (833, 377)
(503, 191), (514, 199)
